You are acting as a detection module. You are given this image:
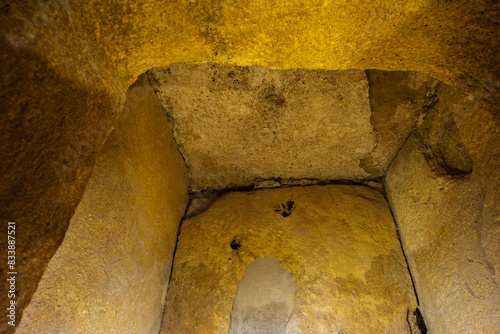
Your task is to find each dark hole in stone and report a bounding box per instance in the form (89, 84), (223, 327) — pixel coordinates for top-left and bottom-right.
(276, 200), (295, 217)
(230, 238), (241, 250)
(414, 308), (427, 334)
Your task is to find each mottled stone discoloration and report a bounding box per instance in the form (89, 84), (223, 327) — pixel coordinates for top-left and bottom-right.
(386, 84), (500, 333)
(161, 185), (417, 333)
(149, 64), (374, 190)
(361, 70), (440, 176)
(1, 0), (498, 330)
(149, 64), (439, 191)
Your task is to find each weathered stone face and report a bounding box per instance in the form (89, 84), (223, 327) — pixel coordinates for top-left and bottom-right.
(17, 75), (189, 334)
(229, 257), (296, 334)
(149, 64), (438, 191)
(386, 85), (500, 333)
(1, 0), (498, 331)
(161, 185), (417, 333)
(362, 70), (440, 175)
(149, 64), (373, 190)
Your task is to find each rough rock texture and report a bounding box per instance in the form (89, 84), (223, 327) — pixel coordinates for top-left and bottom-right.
(362, 70), (440, 175)
(149, 64), (438, 191)
(161, 185), (417, 333)
(149, 64), (373, 190)
(386, 84), (500, 333)
(17, 75), (189, 334)
(0, 0), (498, 329)
(229, 257), (296, 334)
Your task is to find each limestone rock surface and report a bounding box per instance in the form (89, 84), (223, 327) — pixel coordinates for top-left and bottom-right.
(17, 75), (189, 334)
(1, 1), (498, 330)
(160, 185), (417, 333)
(149, 64), (373, 190)
(229, 257), (296, 334)
(386, 85), (500, 333)
(361, 70), (440, 175)
(149, 64), (438, 191)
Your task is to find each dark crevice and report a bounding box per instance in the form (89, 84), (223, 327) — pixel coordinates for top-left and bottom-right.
(145, 69), (193, 182)
(159, 199), (192, 332)
(382, 188), (427, 332)
(383, 128), (416, 176)
(383, 190), (419, 304)
(381, 89), (440, 178)
(414, 308), (428, 333)
(149, 67), (193, 332)
(189, 177), (386, 200)
(190, 184), (255, 199)
(407, 308), (428, 334)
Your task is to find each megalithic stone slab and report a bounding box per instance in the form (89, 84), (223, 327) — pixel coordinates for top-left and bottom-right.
(160, 185), (417, 333)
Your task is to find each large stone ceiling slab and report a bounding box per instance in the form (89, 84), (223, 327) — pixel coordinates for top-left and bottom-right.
(149, 64), (437, 192)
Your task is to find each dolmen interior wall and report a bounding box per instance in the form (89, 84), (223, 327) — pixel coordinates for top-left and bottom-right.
(1, 1), (499, 333)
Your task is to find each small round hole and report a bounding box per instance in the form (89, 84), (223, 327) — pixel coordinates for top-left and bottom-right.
(230, 238), (241, 250)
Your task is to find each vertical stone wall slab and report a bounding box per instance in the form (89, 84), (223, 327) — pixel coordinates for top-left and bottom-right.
(386, 85), (500, 333)
(17, 75), (189, 333)
(161, 185), (416, 333)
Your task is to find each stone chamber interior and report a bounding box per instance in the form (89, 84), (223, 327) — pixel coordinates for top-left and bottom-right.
(1, 1), (499, 334)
